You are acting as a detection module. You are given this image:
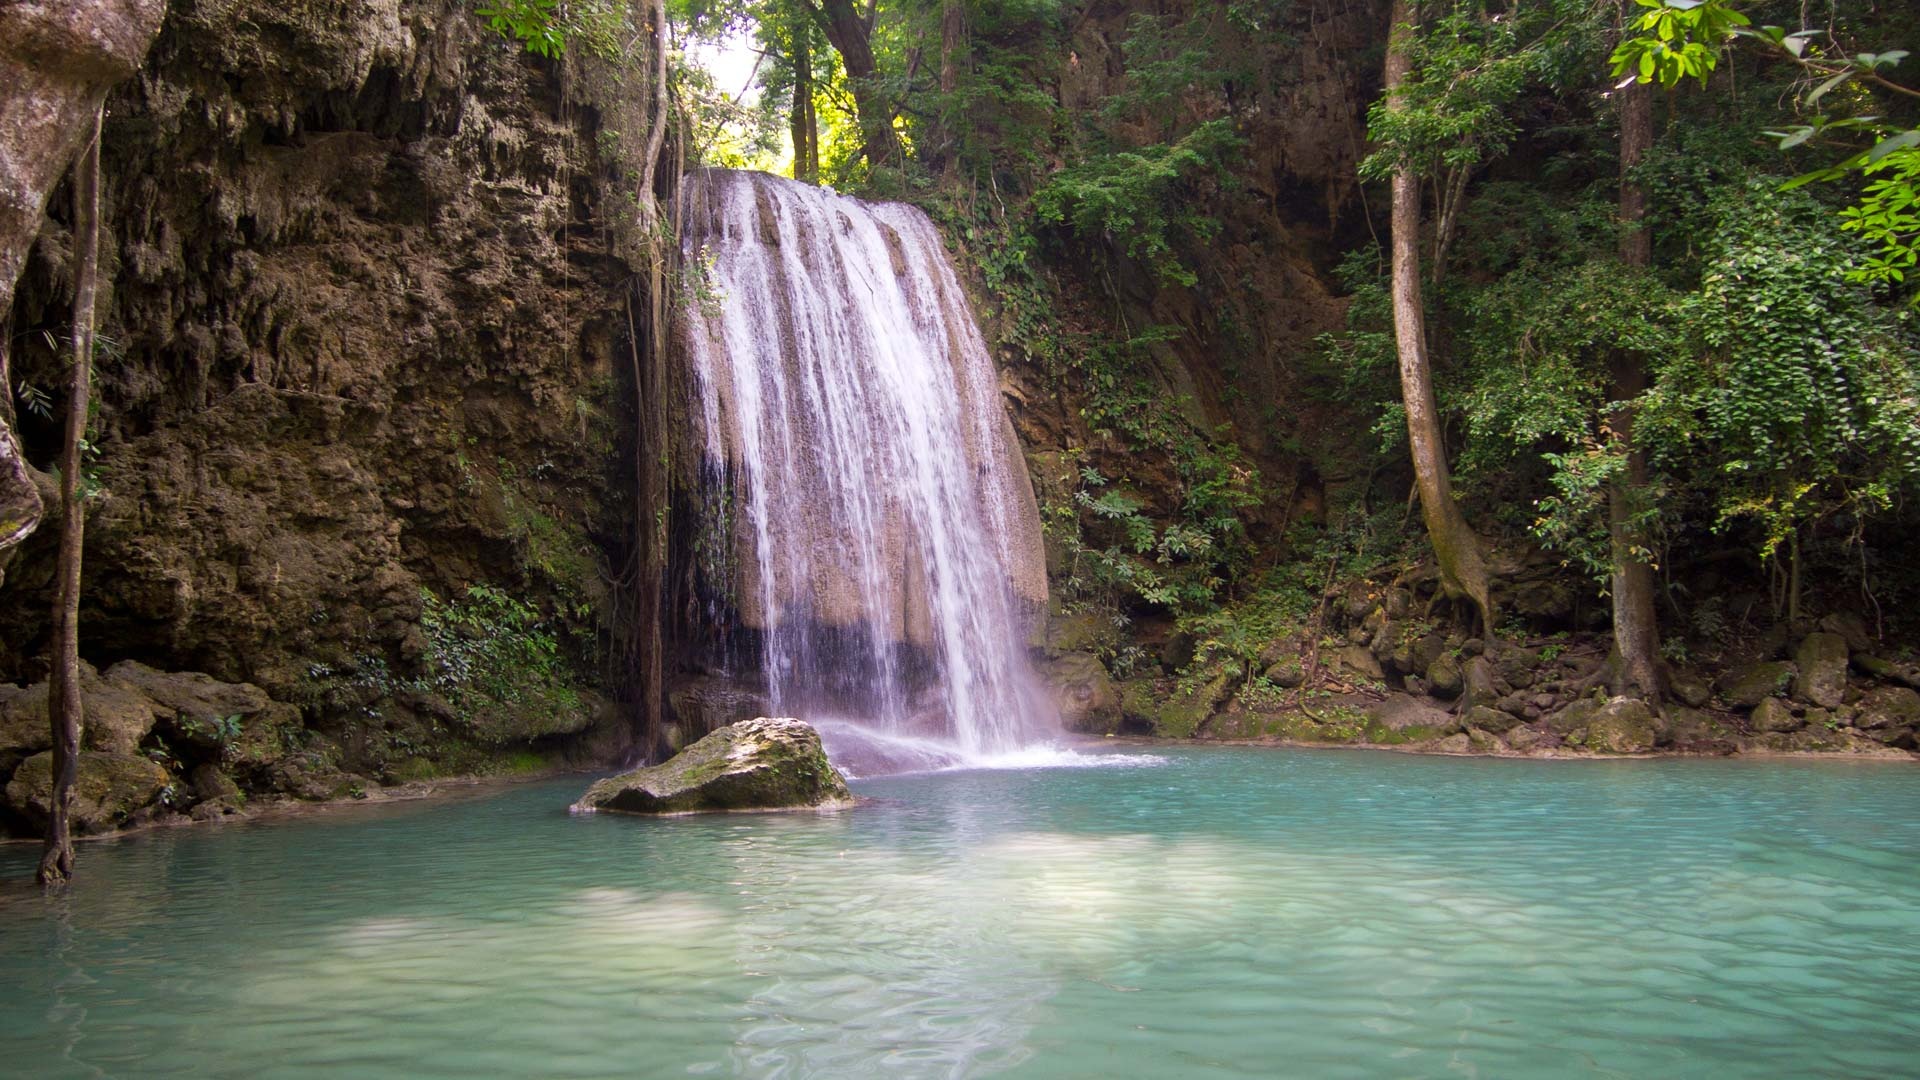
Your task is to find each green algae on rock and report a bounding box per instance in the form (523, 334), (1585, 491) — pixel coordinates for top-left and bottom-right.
(572, 718), (853, 816)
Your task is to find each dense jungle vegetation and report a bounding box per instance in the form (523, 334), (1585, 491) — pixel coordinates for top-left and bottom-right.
(5, 0), (1919, 880)
(530, 0), (1920, 712)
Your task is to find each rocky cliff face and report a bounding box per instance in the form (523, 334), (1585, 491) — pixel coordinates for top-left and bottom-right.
(991, 0), (1380, 537)
(1, 0), (651, 830)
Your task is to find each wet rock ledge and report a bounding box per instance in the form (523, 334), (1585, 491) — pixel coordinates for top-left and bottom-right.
(573, 718), (853, 815)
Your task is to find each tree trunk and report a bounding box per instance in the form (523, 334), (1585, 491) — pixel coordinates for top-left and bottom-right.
(808, 0), (900, 167)
(929, 0), (966, 174)
(939, 0), (964, 94)
(38, 110), (102, 888)
(790, 33), (818, 183)
(0, 0), (167, 572)
(630, 0), (673, 757)
(1607, 74), (1662, 701)
(1384, 0), (1495, 633)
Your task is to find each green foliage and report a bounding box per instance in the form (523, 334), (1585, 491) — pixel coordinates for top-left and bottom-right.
(180, 714), (245, 755)
(476, 0), (624, 59)
(1613, 1), (1920, 304)
(420, 585), (577, 716)
(1364, 0), (1593, 181)
(1609, 0), (1749, 89)
(1173, 507), (1413, 693)
(1646, 181), (1920, 555)
(501, 483), (600, 621)
(1030, 119), (1243, 287)
(1841, 147), (1920, 290)
(1054, 465), (1223, 612)
(1458, 260), (1679, 472)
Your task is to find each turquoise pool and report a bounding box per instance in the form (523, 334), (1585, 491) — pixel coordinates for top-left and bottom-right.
(2, 746), (1916, 1077)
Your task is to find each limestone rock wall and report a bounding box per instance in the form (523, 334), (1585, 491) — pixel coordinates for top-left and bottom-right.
(0, 0), (651, 812)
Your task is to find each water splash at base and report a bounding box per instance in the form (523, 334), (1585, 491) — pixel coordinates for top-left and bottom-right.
(810, 719), (1166, 780)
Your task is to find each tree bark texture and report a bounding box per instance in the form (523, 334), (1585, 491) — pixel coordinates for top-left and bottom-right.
(807, 0), (901, 167)
(0, 0), (166, 572)
(38, 110), (101, 888)
(1384, 0), (1495, 633)
(789, 33), (819, 183)
(630, 0), (674, 755)
(939, 0), (964, 94)
(1607, 75), (1662, 701)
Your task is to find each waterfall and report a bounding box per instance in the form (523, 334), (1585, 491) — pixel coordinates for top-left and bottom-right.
(677, 168), (1056, 767)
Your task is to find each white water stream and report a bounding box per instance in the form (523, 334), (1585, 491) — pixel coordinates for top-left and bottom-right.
(679, 168), (1057, 768)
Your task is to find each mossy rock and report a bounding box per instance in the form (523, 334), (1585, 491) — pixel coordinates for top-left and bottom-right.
(459, 686), (593, 744)
(269, 754), (363, 801)
(1365, 695), (1461, 740)
(1463, 705), (1524, 734)
(1262, 659), (1305, 688)
(1043, 652), (1122, 734)
(5, 751), (171, 835)
(1207, 712), (1264, 740)
(1119, 677), (1163, 730)
(1852, 654), (1920, 688)
(1791, 632), (1850, 709)
(1490, 644), (1543, 690)
(1662, 706), (1733, 748)
(1334, 644), (1384, 682)
(1042, 612), (1110, 658)
(1425, 653), (1464, 699)
(573, 717), (853, 815)
(0, 664), (163, 760)
(1749, 697), (1802, 733)
(1544, 697), (1604, 736)
(1718, 661), (1796, 709)
(1855, 687), (1920, 745)
(1668, 670), (1712, 708)
(1117, 672), (1232, 739)
(1504, 725), (1548, 752)
(385, 756), (442, 783)
(1566, 697), (1657, 754)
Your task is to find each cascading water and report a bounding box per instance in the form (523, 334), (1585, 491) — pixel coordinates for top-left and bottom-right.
(678, 168), (1057, 771)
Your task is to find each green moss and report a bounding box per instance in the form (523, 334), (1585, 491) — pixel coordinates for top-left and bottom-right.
(578, 719), (851, 814)
(387, 757), (441, 783)
(494, 750), (550, 775)
(503, 485), (599, 605)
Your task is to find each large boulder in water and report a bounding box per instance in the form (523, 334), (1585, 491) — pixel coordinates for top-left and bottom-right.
(572, 718), (853, 815)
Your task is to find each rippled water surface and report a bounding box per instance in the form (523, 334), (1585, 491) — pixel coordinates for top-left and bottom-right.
(3, 747), (1918, 1078)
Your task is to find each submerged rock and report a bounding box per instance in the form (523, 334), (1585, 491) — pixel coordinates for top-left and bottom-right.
(573, 718), (853, 815)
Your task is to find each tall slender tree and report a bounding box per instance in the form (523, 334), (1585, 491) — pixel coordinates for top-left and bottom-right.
(38, 110), (103, 887)
(1607, 70), (1663, 700)
(1383, 0), (1497, 632)
(782, 11), (821, 181)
